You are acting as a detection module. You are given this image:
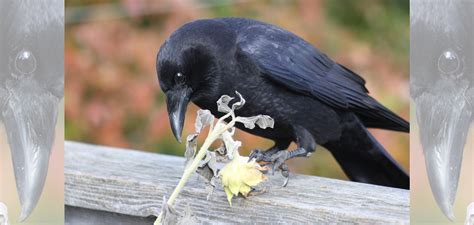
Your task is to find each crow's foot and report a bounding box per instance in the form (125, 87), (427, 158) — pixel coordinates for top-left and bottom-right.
(249, 150), (291, 187)
(268, 150), (289, 174)
(249, 147), (309, 187)
(270, 148), (311, 186)
(248, 149), (275, 163)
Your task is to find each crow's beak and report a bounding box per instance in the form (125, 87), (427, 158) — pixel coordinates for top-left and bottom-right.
(1, 78), (60, 221)
(415, 79), (471, 220)
(166, 87), (192, 143)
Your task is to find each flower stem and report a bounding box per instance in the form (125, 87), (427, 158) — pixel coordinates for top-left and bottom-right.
(154, 118), (236, 224)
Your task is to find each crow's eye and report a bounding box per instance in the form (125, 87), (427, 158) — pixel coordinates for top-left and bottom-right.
(438, 49), (462, 77)
(14, 49), (37, 75)
(175, 72), (185, 84)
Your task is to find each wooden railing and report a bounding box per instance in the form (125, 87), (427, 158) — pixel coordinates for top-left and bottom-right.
(64, 141), (409, 224)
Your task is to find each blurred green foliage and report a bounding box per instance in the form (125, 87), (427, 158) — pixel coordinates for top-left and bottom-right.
(65, 0), (409, 180)
(326, 0), (409, 63)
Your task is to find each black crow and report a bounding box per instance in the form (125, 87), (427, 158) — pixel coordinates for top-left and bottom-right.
(411, 0), (473, 219)
(156, 18), (409, 189)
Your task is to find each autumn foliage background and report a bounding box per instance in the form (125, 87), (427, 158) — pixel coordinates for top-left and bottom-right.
(65, 0), (409, 180)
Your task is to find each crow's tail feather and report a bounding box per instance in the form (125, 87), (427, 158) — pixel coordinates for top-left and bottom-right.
(324, 115), (409, 189)
(354, 97), (409, 133)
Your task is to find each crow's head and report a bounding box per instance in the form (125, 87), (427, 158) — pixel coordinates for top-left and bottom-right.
(156, 19), (235, 142)
(411, 0), (473, 219)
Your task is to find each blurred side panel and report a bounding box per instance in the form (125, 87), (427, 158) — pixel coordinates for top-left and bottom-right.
(1, 0), (65, 224)
(410, 0), (474, 223)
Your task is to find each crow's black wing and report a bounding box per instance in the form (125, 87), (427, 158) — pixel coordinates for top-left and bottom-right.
(236, 22), (408, 132)
(237, 24), (353, 108)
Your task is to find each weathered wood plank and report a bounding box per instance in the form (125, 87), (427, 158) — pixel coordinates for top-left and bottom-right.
(65, 206), (154, 225)
(64, 141), (409, 224)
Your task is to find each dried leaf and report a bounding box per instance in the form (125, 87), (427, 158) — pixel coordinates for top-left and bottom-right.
(214, 144), (229, 163)
(216, 91), (246, 113)
(254, 115), (274, 129)
(231, 91), (245, 111)
(220, 131), (241, 160)
(235, 115), (275, 129)
(206, 152), (219, 176)
(196, 164), (214, 183)
(196, 164), (217, 201)
(197, 152), (218, 182)
(195, 109), (214, 133)
(217, 95), (234, 113)
(184, 134), (198, 169)
(215, 144), (226, 155)
(197, 151), (219, 200)
(219, 154), (266, 206)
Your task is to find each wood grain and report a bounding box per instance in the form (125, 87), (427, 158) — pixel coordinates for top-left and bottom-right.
(64, 141), (409, 224)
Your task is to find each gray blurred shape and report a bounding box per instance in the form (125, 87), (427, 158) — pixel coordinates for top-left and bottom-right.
(0, 0), (64, 221)
(411, 0), (474, 221)
(0, 202), (9, 225)
(466, 202), (474, 225)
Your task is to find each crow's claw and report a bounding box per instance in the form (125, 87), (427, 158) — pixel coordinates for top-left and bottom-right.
(248, 149), (274, 162)
(280, 164), (290, 187)
(270, 150), (290, 175)
(248, 149), (264, 162)
(250, 149), (291, 186)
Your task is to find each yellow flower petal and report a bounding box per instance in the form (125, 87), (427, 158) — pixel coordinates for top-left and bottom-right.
(224, 187), (234, 206)
(219, 155), (266, 205)
(242, 166), (265, 187)
(239, 184), (252, 196)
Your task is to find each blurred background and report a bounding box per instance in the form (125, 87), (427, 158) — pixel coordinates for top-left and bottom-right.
(65, 0), (409, 180)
